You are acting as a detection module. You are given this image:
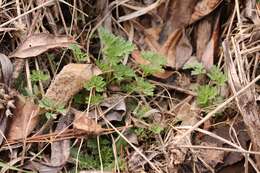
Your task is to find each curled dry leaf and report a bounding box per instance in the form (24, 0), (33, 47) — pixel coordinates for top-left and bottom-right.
(7, 95), (40, 140)
(72, 109), (103, 134)
(190, 0), (223, 24)
(9, 33), (76, 58)
(50, 115), (73, 173)
(45, 63), (101, 105)
(0, 53), (13, 86)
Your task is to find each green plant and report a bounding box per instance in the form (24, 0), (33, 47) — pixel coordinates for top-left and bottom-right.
(84, 76), (106, 92)
(99, 28), (135, 66)
(97, 28), (160, 96)
(31, 70), (49, 82)
(130, 78), (155, 96)
(207, 65), (227, 86)
(69, 44), (88, 62)
(85, 94), (104, 105)
(149, 123), (164, 134)
(139, 51), (166, 76)
(196, 85), (218, 107)
(71, 137), (123, 171)
(183, 61), (206, 75)
(39, 97), (67, 119)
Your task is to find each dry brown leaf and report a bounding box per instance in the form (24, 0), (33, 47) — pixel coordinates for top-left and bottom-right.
(198, 142), (224, 168)
(50, 115), (72, 173)
(9, 33), (76, 58)
(190, 0), (223, 24)
(175, 29), (193, 69)
(72, 109), (103, 134)
(7, 95), (40, 140)
(45, 63), (101, 105)
(0, 53), (13, 86)
(197, 12), (220, 70)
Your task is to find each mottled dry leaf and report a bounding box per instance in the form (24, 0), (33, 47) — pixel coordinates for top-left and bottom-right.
(197, 12), (220, 70)
(175, 30), (193, 69)
(45, 64), (101, 105)
(7, 95), (40, 140)
(166, 102), (199, 170)
(9, 33), (76, 58)
(198, 142), (224, 168)
(50, 115), (72, 173)
(72, 109), (103, 134)
(0, 53), (13, 86)
(190, 0), (223, 24)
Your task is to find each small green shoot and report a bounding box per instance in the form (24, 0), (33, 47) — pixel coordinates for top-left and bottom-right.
(113, 64), (136, 81)
(99, 28), (134, 66)
(132, 78), (155, 96)
(197, 85), (218, 107)
(139, 51), (166, 76)
(84, 76), (106, 92)
(39, 97), (67, 119)
(31, 70), (49, 82)
(85, 94), (104, 105)
(69, 44), (88, 62)
(207, 65), (227, 86)
(183, 61), (206, 75)
(149, 123), (164, 134)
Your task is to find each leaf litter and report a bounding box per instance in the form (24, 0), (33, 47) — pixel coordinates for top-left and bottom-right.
(0, 0), (259, 173)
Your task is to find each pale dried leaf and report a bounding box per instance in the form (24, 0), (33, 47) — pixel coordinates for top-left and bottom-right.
(7, 95), (40, 140)
(72, 109), (103, 134)
(51, 115), (72, 168)
(0, 53), (13, 86)
(198, 142), (224, 168)
(190, 0), (223, 24)
(175, 30), (193, 69)
(9, 33), (76, 58)
(45, 64), (101, 105)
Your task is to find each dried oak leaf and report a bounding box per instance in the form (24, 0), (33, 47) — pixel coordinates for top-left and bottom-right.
(72, 109), (103, 134)
(45, 64), (101, 105)
(9, 33), (76, 58)
(7, 95), (40, 140)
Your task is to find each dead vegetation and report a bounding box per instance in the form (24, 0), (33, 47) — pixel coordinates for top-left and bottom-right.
(0, 0), (259, 173)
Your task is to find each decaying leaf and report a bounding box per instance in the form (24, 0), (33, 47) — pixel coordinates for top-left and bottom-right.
(196, 12), (220, 70)
(7, 95), (39, 140)
(198, 142), (224, 168)
(190, 0), (223, 24)
(0, 53), (13, 86)
(72, 109), (103, 134)
(50, 115), (72, 173)
(9, 33), (76, 58)
(45, 63), (101, 105)
(166, 102), (199, 171)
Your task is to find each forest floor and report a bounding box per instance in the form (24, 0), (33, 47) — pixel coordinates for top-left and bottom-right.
(0, 0), (260, 173)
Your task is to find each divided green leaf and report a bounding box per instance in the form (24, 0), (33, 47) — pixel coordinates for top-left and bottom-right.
(31, 70), (49, 82)
(183, 61), (206, 75)
(197, 85), (218, 107)
(98, 28), (134, 65)
(69, 44), (88, 62)
(113, 64), (136, 81)
(139, 51), (166, 76)
(207, 65), (227, 86)
(84, 76), (106, 92)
